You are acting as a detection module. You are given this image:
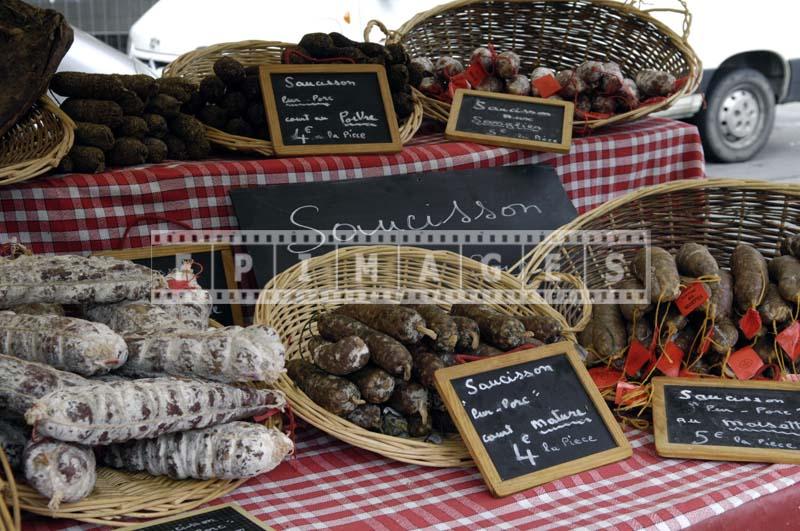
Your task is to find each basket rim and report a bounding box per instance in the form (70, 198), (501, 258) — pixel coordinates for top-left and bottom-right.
(256, 245), (578, 467)
(516, 177), (800, 330)
(163, 40), (424, 155)
(0, 96), (75, 186)
(391, 0), (702, 129)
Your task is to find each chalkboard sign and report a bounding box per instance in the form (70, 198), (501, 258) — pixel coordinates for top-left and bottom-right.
(93, 244), (243, 326)
(446, 89), (573, 153)
(653, 377), (800, 464)
(260, 64), (402, 156)
(229, 165), (577, 288)
(128, 503), (269, 530)
(434, 342), (631, 497)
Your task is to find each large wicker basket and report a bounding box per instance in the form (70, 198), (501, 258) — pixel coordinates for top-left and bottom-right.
(7, 319), (283, 527)
(0, 97), (74, 186)
(163, 40), (423, 156)
(383, 0), (701, 130)
(518, 179), (800, 331)
(0, 448), (21, 531)
(255, 245), (575, 467)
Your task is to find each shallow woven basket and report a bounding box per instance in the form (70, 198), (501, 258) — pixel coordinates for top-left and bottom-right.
(382, 0), (700, 130)
(163, 40), (423, 156)
(255, 245), (575, 467)
(9, 318), (284, 527)
(518, 179), (800, 331)
(0, 97), (74, 186)
(0, 448), (21, 531)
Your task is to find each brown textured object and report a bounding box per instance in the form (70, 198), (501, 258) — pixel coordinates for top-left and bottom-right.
(143, 137), (167, 163)
(67, 145), (105, 173)
(405, 304), (458, 353)
(286, 358), (363, 416)
(730, 244), (768, 312)
(114, 116), (148, 139)
(347, 365), (395, 404)
(451, 304), (526, 349)
(51, 72), (126, 100)
(61, 99), (123, 128)
(346, 404), (382, 431)
(452, 315), (480, 353)
(75, 122), (114, 150)
(113, 74), (157, 100)
(0, 0), (73, 137)
(107, 137), (147, 167)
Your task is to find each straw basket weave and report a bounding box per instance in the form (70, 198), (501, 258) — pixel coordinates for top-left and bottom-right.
(0, 97), (74, 187)
(0, 448), (21, 531)
(518, 179), (800, 331)
(9, 318), (284, 527)
(378, 0), (700, 130)
(255, 245), (576, 467)
(163, 40), (423, 156)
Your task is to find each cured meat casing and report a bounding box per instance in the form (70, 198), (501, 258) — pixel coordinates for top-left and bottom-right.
(0, 354), (89, 417)
(101, 421), (293, 480)
(26, 377), (287, 445)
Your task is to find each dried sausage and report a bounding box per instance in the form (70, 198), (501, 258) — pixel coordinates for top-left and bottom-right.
(450, 304), (526, 349)
(286, 359), (362, 416)
(0, 354), (88, 417)
(24, 440), (96, 509)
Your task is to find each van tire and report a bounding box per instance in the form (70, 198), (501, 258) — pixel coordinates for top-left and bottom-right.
(697, 68), (775, 163)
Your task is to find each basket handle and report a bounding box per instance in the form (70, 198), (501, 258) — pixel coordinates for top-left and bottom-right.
(363, 19), (399, 44)
(626, 0), (692, 42)
(527, 271), (593, 333)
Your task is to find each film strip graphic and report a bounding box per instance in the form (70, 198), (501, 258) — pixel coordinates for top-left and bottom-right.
(150, 229), (651, 306)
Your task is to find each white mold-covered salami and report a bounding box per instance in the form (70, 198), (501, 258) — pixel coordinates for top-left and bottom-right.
(0, 311), (128, 376)
(86, 301), (185, 335)
(26, 377), (286, 445)
(0, 418), (29, 472)
(101, 421), (293, 480)
(158, 289), (212, 330)
(0, 354), (89, 417)
(0, 254), (164, 306)
(23, 440), (96, 509)
(117, 325), (285, 384)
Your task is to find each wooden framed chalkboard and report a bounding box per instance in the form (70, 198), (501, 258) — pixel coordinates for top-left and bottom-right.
(260, 64), (402, 156)
(653, 377), (800, 464)
(93, 244), (244, 326)
(446, 89), (574, 153)
(434, 342), (631, 497)
(127, 503), (270, 530)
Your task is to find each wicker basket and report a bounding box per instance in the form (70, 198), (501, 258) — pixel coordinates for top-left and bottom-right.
(9, 317), (284, 527)
(163, 40), (423, 156)
(255, 245), (575, 467)
(0, 97), (75, 186)
(0, 448), (21, 531)
(382, 0), (700, 130)
(518, 179), (800, 331)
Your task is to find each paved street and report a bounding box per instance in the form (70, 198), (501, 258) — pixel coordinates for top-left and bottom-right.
(706, 103), (800, 182)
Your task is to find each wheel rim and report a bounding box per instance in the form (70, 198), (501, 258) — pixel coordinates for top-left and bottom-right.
(717, 87), (765, 150)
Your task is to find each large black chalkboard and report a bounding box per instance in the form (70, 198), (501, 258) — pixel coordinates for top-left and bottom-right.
(229, 165), (577, 289)
(654, 378), (800, 463)
(130, 503), (267, 530)
(261, 64), (401, 156)
(446, 89), (573, 153)
(434, 344), (631, 496)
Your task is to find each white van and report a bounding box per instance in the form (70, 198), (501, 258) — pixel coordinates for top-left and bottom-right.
(128, 0), (800, 162)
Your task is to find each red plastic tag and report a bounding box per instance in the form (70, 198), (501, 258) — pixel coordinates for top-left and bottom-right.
(625, 340), (652, 377)
(167, 278), (193, 290)
(727, 347), (765, 380)
(777, 321), (800, 362)
(678, 367), (701, 378)
(533, 74), (562, 98)
(615, 382), (640, 405)
(738, 308), (762, 340)
(589, 367), (623, 390)
(447, 75), (471, 100)
(655, 342), (684, 377)
(698, 329), (714, 355)
(675, 282), (710, 316)
(462, 60), (489, 89)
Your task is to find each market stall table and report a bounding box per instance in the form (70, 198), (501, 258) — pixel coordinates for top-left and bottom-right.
(0, 117), (704, 254)
(23, 425), (800, 531)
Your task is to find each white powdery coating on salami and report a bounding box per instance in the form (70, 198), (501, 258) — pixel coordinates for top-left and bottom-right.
(102, 421), (293, 480)
(25, 377), (286, 445)
(0, 254), (165, 306)
(0, 354), (89, 417)
(0, 311), (128, 376)
(23, 440), (96, 509)
(158, 290), (212, 331)
(86, 302), (186, 336)
(119, 325), (286, 383)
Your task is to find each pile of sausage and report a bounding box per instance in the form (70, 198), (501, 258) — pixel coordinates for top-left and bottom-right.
(0, 254), (292, 510)
(291, 303), (564, 438)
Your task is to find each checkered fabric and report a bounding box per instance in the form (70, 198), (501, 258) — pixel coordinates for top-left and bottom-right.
(24, 426), (800, 531)
(0, 118), (704, 255)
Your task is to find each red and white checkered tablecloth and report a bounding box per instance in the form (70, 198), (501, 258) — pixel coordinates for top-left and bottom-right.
(0, 118), (704, 254)
(24, 425), (800, 531)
